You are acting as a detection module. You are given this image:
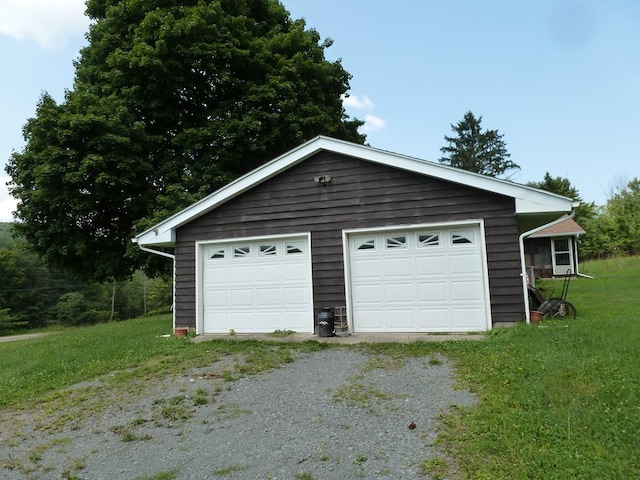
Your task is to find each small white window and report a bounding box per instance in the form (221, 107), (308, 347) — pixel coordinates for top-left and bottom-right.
(233, 246), (251, 258)
(385, 235), (407, 249)
(417, 233), (439, 247)
(452, 231), (475, 245)
(209, 248), (225, 259)
(356, 238), (376, 250)
(259, 244), (277, 256)
(286, 242), (304, 255)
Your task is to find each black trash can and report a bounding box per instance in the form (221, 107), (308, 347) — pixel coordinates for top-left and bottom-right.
(317, 307), (335, 337)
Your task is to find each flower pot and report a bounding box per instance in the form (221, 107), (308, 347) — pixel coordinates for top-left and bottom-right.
(529, 310), (543, 323)
(174, 327), (188, 337)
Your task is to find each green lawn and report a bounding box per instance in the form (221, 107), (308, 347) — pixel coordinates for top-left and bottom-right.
(0, 315), (178, 409)
(1, 256), (638, 478)
(435, 256), (640, 479)
(0, 317), (324, 410)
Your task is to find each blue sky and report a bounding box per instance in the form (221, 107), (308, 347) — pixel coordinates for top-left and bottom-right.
(1, 0), (639, 222)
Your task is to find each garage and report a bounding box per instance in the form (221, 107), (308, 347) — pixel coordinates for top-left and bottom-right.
(136, 136), (576, 333)
(200, 234), (313, 333)
(347, 223), (491, 332)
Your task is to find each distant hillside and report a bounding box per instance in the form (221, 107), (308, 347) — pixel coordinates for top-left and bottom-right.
(0, 222), (17, 248)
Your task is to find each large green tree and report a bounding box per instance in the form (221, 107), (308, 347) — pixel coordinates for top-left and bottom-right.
(439, 111), (519, 178)
(7, 0), (364, 281)
(580, 177), (640, 258)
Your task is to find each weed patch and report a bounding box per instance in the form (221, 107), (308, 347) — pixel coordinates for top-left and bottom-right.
(332, 380), (391, 414)
(130, 469), (180, 480)
(212, 464), (247, 477)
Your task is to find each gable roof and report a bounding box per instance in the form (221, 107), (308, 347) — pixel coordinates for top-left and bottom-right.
(135, 136), (577, 247)
(528, 216), (586, 238)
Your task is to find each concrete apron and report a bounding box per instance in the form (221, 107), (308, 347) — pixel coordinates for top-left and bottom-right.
(191, 332), (484, 344)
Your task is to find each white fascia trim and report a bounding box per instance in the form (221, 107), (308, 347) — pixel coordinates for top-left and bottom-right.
(322, 139), (574, 215)
(135, 136), (575, 246)
(195, 231), (310, 246)
(135, 142), (323, 246)
(343, 218), (484, 236)
(528, 231), (584, 239)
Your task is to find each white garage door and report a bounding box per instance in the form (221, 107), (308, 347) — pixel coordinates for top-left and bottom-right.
(348, 225), (490, 332)
(201, 235), (313, 334)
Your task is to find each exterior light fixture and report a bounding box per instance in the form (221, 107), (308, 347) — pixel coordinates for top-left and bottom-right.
(313, 175), (332, 185)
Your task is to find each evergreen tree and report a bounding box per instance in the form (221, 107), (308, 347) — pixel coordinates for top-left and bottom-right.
(439, 111), (519, 178)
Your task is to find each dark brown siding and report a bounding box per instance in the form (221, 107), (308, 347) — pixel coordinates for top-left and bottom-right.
(175, 152), (524, 328)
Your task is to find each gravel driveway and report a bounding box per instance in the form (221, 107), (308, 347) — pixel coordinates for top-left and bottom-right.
(1, 348), (475, 479)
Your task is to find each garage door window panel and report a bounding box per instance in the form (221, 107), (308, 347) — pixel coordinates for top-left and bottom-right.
(451, 230), (475, 245)
(417, 233), (440, 248)
(259, 244), (277, 256)
(356, 238), (376, 251)
(209, 247), (226, 259)
(234, 246), (251, 258)
(286, 242), (305, 254)
(385, 235), (407, 249)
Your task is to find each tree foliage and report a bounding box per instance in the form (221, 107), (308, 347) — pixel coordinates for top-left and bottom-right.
(0, 224), (172, 333)
(0, 242), (58, 330)
(7, 0), (364, 281)
(439, 111), (519, 178)
(580, 178), (640, 258)
(526, 172), (596, 227)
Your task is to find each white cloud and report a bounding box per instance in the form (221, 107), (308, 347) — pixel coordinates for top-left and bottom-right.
(361, 114), (386, 133)
(341, 94), (375, 110)
(341, 94), (386, 133)
(0, 175), (17, 222)
(0, 0), (89, 50)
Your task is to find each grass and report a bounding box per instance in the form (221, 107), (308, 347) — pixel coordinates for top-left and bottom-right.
(434, 256), (640, 479)
(420, 457), (452, 479)
(211, 464), (247, 477)
(332, 379), (391, 413)
(130, 469), (180, 480)
(1, 256), (639, 478)
(0, 315), (181, 409)
(0, 315), (330, 411)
